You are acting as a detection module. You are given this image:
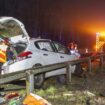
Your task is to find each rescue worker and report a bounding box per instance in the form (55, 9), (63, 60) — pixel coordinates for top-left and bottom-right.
(0, 39), (10, 91)
(6, 45), (14, 61)
(68, 42), (80, 58)
(68, 42), (75, 54)
(74, 43), (81, 58)
(0, 40), (9, 74)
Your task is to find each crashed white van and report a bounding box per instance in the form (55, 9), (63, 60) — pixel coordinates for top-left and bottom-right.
(0, 17), (82, 88)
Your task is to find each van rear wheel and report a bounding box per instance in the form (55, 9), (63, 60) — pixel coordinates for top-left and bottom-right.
(34, 74), (44, 88)
(33, 64), (44, 88)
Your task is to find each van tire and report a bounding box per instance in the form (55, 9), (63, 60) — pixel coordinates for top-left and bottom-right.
(34, 74), (44, 88)
(33, 64), (44, 89)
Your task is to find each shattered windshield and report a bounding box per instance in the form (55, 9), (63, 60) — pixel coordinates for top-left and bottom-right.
(0, 20), (23, 39)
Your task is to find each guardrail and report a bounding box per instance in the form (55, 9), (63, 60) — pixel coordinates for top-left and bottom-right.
(0, 54), (105, 94)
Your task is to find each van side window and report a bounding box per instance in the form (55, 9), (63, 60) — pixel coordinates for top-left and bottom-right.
(13, 43), (26, 54)
(54, 42), (69, 54)
(35, 41), (54, 52)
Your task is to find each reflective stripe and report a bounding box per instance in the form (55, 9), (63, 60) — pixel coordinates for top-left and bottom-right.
(0, 58), (5, 62)
(0, 53), (5, 59)
(0, 50), (6, 63)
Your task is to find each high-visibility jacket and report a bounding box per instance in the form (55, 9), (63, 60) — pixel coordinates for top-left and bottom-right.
(0, 50), (6, 63)
(0, 45), (8, 63)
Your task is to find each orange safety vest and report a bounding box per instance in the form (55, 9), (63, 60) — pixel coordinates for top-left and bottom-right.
(0, 50), (6, 63)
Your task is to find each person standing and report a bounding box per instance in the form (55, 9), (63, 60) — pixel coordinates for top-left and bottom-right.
(68, 42), (80, 58)
(68, 42), (75, 54)
(0, 40), (9, 74)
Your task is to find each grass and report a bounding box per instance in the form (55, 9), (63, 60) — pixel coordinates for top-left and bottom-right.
(34, 66), (105, 105)
(1, 65), (105, 105)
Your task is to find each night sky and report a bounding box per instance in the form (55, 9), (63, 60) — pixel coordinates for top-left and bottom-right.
(0, 0), (105, 48)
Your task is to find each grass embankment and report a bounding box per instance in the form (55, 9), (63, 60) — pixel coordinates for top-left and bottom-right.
(2, 66), (105, 105)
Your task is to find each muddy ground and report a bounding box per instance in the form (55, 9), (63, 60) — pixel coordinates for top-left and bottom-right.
(1, 61), (105, 105)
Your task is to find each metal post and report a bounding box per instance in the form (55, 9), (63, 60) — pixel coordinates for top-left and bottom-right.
(26, 71), (34, 94)
(88, 58), (92, 73)
(66, 63), (71, 85)
(100, 55), (104, 69)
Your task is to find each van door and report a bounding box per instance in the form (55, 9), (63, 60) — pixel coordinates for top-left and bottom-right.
(53, 42), (76, 73)
(35, 40), (59, 65)
(53, 42), (77, 62)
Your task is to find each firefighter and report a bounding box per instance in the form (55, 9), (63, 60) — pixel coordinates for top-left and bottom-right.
(0, 40), (9, 74)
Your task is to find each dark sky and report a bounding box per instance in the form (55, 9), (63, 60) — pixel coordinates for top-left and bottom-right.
(0, 0), (105, 48)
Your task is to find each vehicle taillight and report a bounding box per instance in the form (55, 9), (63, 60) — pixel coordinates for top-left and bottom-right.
(18, 51), (32, 57)
(8, 51), (32, 64)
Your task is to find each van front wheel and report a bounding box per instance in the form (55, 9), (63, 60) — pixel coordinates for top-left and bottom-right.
(74, 63), (84, 77)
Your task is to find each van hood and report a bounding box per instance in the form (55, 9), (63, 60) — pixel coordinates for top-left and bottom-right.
(0, 17), (30, 43)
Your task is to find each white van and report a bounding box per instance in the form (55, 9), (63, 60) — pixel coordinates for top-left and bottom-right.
(0, 17), (82, 88)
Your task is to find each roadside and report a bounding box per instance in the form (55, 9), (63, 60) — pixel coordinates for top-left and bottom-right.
(1, 61), (105, 105)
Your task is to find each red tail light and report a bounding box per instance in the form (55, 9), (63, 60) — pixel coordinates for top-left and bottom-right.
(18, 51), (32, 57)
